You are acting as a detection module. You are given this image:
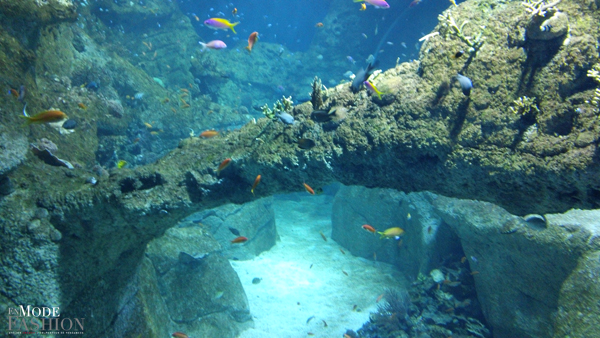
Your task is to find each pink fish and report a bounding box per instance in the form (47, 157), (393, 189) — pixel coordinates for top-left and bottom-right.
(199, 40), (227, 51)
(353, 0), (390, 9)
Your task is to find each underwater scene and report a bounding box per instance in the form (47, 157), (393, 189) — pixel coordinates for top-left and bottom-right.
(1, 0), (600, 337)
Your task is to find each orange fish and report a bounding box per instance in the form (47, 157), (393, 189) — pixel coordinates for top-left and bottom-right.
(315, 22), (324, 28)
(172, 332), (189, 338)
(200, 130), (219, 138)
(362, 224), (376, 233)
(21, 110), (67, 126)
(78, 102), (87, 110)
(180, 88), (189, 93)
(8, 88), (19, 98)
(217, 158), (232, 175)
(231, 236), (248, 244)
(245, 32), (259, 53)
(303, 183), (315, 195)
(251, 174), (261, 195)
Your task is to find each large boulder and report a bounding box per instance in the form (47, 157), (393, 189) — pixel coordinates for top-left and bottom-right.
(181, 197), (278, 261)
(332, 185), (600, 338)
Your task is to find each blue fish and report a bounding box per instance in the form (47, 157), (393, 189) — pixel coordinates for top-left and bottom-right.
(456, 74), (473, 96)
(276, 112), (295, 125)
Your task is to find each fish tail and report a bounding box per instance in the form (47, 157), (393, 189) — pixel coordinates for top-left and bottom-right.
(245, 46), (252, 53)
(229, 22), (240, 34)
(353, 0), (365, 2)
(19, 115), (32, 126)
(199, 42), (207, 51)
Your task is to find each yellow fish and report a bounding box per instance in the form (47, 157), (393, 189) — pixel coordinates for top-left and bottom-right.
(204, 18), (240, 34)
(364, 80), (384, 100)
(378, 227), (405, 239)
(360, 3), (367, 10)
(117, 160), (127, 169)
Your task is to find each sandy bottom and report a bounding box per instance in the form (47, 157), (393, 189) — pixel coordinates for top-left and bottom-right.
(231, 194), (407, 338)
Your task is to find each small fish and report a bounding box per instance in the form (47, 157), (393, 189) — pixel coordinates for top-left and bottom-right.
(352, 304), (357, 311)
(199, 40), (227, 51)
(452, 50), (465, 59)
(427, 226), (432, 234)
(78, 103), (87, 110)
(245, 32), (259, 53)
(456, 73), (473, 96)
(376, 293), (384, 303)
(444, 307), (455, 313)
(193, 14), (200, 21)
(362, 33), (368, 39)
(470, 255), (478, 262)
(342, 270), (348, 276)
(373, 252), (377, 261)
(231, 236), (248, 244)
(303, 183), (315, 195)
(298, 138), (316, 149)
(461, 256), (467, 263)
(309, 263), (313, 269)
(214, 290), (224, 299)
(308, 333), (314, 336)
(386, 41), (393, 45)
(162, 97), (170, 103)
(18, 85), (25, 102)
(360, 3), (367, 10)
(200, 130), (219, 138)
(144, 122), (153, 129)
(21, 110), (67, 126)
(347, 55), (356, 64)
(306, 315), (315, 324)
(364, 80), (383, 99)
(217, 158), (232, 175)
(362, 224), (376, 234)
(319, 231), (327, 241)
(251, 174), (261, 195)
(322, 320), (328, 327)
(7, 88), (19, 98)
(377, 227), (405, 239)
(315, 22), (324, 28)
(150, 131), (159, 136)
(204, 18), (240, 34)
(409, 0), (421, 7)
(340, 248), (346, 255)
(232, 8), (237, 15)
(449, 0), (457, 6)
(117, 160), (127, 169)
(229, 227), (240, 236)
(407, 213), (411, 220)
(172, 332), (189, 338)
(353, 0), (390, 9)
(540, 24), (552, 32)
(470, 271), (480, 275)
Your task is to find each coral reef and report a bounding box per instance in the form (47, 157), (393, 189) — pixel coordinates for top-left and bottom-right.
(261, 96), (294, 120)
(311, 76), (324, 109)
(509, 96), (540, 116)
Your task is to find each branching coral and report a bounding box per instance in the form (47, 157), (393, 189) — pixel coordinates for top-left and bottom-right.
(310, 76), (324, 109)
(261, 96), (293, 120)
(587, 63), (600, 113)
(438, 12), (486, 52)
(521, 0), (562, 17)
(510, 96), (540, 116)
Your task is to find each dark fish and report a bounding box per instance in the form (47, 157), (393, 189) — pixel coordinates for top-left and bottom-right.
(456, 74), (473, 96)
(541, 24), (552, 32)
(229, 227), (240, 236)
(351, 60), (379, 93)
(298, 138), (316, 149)
(252, 277), (262, 284)
(86, 81), (99, 90)
(311, 110), (333, 122)
(306, 315), (315, 324)
(452, 50), (465, 59)
(62, 119), (77, 129)
(18, 85), (25, 102)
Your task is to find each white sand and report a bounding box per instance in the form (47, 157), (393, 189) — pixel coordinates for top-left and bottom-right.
(231, 194), (407, 338)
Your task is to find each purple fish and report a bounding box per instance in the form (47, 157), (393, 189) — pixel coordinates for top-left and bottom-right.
(355, 0), (390, 9)
(203, 18), (239, 34)
(199, 40), (227, 51)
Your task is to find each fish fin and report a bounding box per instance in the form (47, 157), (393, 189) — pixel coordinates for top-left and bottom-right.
(353, 0), (365, 2)
(230, 22), (240, 34)
(19, 115), (32, 126)
(199, 42), (207, 51)
(245, 46), (252, 53)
